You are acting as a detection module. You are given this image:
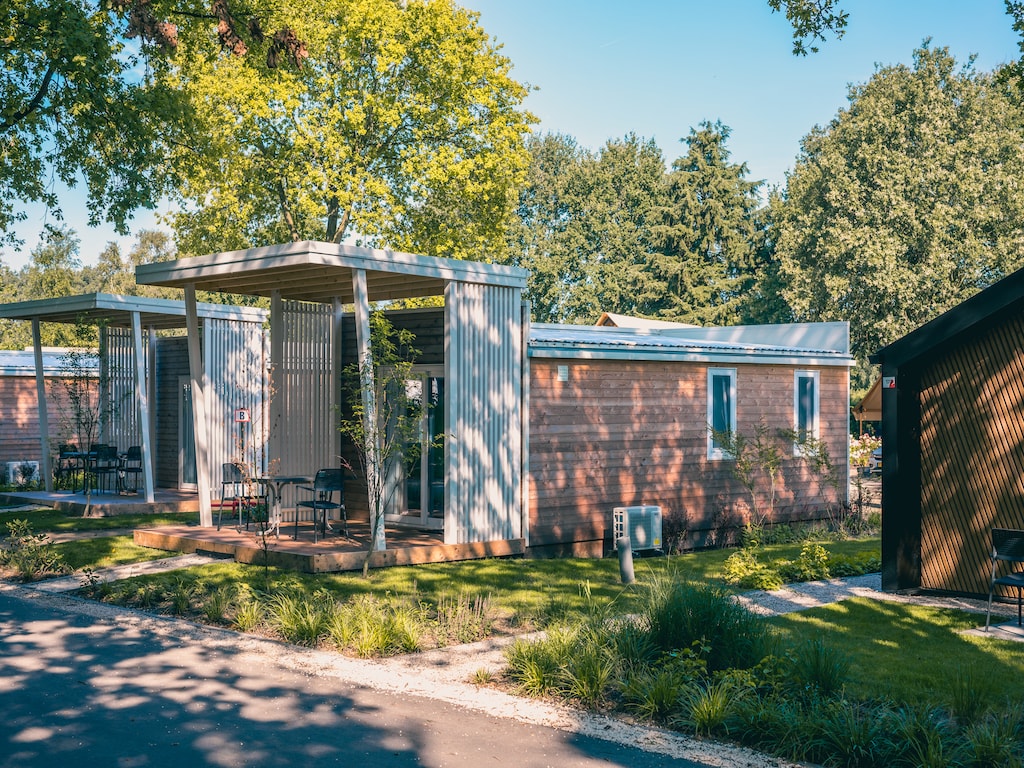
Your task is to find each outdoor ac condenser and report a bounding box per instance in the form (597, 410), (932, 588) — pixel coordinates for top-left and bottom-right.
(613, 505), (663, 554)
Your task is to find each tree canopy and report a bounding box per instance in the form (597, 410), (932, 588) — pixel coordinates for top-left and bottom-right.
(165, 0), (534, 260)
(643, 121), (766, 326)
(774, 44), (1024, 365)
(501, 132), (665, 323)
(0, 0), (305, 248)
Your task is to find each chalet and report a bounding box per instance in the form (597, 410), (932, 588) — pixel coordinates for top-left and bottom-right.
(872, 265), (1024, 596)
(3, 242), (852, 561)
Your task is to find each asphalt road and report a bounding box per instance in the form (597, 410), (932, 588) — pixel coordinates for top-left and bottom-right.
(0, 585), (749, 768)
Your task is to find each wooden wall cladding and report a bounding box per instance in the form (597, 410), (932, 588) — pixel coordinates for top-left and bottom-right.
(919, 314), (1024, 596)
(527, 359), (849, 550)
(0, 377), (72, 464)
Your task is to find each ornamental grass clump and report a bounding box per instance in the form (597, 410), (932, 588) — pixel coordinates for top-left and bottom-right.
(639, 576), (773, 672)
(783, 637), (849, 699)
(327, 594), (423, 657)
(268, 590), (332, 647)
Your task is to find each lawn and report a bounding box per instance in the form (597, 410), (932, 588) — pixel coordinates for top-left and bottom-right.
(769, 597), (1024, 709)
(0, 507), (199, 532)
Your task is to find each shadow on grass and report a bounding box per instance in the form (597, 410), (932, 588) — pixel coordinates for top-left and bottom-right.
(769, 597), (1024, 707)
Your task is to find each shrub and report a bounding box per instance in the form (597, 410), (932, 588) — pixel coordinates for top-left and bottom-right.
(328, 594), (424, 657)
(0, 519), (70, 581)
(723, 548), (784, 590)
(893, 705), (963, 768)
(777, 542), (831, 583)
(620, 665), (688, 722)
(950, 663), (994, 725)
(640, 577), (774, 672)
(201, 585), (234, 623)
(810, 699), (900, 768)
(962, 706), (1024, 768)
(433, 592), (493, 646)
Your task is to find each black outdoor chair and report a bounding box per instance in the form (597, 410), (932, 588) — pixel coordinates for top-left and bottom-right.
(217, 463), (266, 531)
(54, 443), (80, 490)
(87, 444), (120, 494)
(295, 468), (346, 542)
(119, 446), (144, 494)
(986, 527), (1024, 630)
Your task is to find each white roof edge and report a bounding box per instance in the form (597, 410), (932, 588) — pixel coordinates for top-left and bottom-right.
(657, 321), (850, 355)
(528, 347), (854, 367)
(0, 292), (268, 322)
(135, 241), (529, 288)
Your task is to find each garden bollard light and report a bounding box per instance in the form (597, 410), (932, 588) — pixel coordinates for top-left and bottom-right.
(617, 537), (635, 584)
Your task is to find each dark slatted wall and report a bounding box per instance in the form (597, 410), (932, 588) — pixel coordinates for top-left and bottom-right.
(919, 314), (1024, 595)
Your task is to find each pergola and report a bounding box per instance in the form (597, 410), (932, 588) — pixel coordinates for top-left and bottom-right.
(136, 241), (530, 547)
(0, 293), (267, 502)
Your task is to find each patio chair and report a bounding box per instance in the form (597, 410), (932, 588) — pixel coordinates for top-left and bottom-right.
(87, 444), (120, 494)
(54, 443), (81, 490)
(295, 468), (346, 542)
(217, 463), (266, 531)
(986, 527), (1024, 630)
(119, 446), (144, 494)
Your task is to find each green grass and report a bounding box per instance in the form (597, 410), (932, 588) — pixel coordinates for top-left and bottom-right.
(84, 536), (881, 628)
(52, 536), (177, 570)
(769, 598), (1024, 709)
(0, 507), (199, 532)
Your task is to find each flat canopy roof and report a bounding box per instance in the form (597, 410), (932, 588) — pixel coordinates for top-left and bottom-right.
(0, 293), (267, 330)
(135, 241), (529, 303)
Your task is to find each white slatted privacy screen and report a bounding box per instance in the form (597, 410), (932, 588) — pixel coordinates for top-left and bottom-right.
(204, 317), (268, 493)
(445, 282), (523, 544)
(275, 300), (338, 482)
(103, 326), (143, 450)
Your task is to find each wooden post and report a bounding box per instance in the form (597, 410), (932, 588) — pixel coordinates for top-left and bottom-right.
(131, 311), (156, 503)
(352, 268), (384, 551)
(185, 286), (212, 526)
(31, 319), (53, 492)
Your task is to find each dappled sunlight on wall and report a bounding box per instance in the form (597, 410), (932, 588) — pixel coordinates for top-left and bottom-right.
(918, 317), (1024, 596)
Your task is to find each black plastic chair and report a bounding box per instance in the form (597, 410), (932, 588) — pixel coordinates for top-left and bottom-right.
(119, 446), (144, 494)
(54, 443), (80, 491)
(295, 468), (346, 542)
(87, 445), (119, 494)
(986, 528), (1024, 630)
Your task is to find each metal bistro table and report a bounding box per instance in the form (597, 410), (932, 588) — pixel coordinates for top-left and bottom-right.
(258, 475), (313, 538)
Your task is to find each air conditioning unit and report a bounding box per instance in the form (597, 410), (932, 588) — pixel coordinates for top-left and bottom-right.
(5, 461), (40, 486)
(613, 505), (663, 554)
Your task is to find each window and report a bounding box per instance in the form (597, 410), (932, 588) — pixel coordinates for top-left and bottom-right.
(794, 370), (820, 451)
(707, 368), (737, 460)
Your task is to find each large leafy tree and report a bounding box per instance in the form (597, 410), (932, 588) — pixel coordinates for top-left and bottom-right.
(774, 44), (1024, 364)
(642, 122), (765, 326)
(1, 1), (301, 248)
(501, 133), (665, 323)
(166, 0), (533, 260)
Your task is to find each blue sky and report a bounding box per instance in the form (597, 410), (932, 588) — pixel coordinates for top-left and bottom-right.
(4, 0), (1021, 270)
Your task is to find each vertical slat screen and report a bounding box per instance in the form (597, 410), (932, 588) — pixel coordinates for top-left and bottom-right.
(202, 318), (268, 501)
(445, 282), (523, 544)
(104, 326), (142, 451)
(275, 301), (337, 519)
(919, 314), (1024, 595)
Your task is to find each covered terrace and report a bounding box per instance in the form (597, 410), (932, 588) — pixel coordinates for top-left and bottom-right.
(135, 241), (531, 555)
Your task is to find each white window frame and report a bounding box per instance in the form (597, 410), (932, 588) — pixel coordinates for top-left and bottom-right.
(793, 369), (820, 454)
(707, 367), (737, 461)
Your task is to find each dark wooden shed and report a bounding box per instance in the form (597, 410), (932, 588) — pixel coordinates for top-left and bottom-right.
(872, 266), (1024, 596)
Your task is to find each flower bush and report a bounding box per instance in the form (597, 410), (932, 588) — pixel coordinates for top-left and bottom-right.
(849, 434), (881, 468)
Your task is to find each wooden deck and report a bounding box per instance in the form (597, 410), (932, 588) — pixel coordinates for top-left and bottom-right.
(2, 489), (526, 573)
(134, 520), (526, 573)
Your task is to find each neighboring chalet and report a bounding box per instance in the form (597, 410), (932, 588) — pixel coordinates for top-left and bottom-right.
(527, 321), (852, 554)
(0, 293), (267, 503)
(2, 242), (852, 562)
(872, 266), (1024, 596)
